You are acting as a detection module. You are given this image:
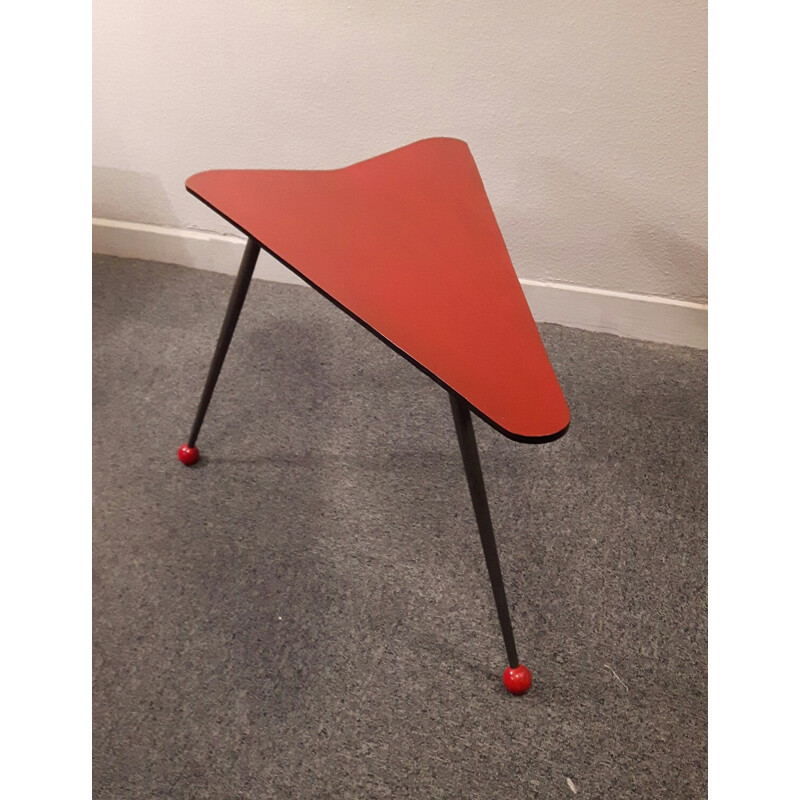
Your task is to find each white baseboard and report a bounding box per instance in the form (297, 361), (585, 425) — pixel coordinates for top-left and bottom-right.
(92, 218), (306, 286)
(93, 217), (707, 349)
(519, 279), (707, 349)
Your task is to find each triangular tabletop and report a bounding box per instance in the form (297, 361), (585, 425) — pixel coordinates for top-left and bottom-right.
(186, 137), (569, 442)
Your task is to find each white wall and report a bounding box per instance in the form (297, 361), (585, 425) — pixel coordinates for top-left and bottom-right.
(93, 0), (707, 343)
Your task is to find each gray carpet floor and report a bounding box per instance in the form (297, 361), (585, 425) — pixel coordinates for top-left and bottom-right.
(93, 254), (707, 799)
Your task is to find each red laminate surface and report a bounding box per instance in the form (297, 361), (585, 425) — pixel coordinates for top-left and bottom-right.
(186, 138), (569, 442)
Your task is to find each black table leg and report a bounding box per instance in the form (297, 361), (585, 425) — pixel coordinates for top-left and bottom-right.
(177, 237), (261, 465)
(449, 392), (532, 695)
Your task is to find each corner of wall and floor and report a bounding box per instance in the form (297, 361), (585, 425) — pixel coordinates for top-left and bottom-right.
(92, 218), (707, 350)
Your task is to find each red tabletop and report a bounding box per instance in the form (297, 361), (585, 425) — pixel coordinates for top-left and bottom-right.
(186, 138), (569, 442)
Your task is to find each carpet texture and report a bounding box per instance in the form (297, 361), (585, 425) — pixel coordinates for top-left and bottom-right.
(93, 254), (707, 799)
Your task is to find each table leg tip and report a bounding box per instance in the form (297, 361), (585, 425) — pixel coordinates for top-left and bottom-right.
(177, 444), (200, 466)
(503, 664), (532, 695)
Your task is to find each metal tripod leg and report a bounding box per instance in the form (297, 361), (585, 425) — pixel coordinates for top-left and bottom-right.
(177, 237), (260, 464)
(449, 393), (532, 694)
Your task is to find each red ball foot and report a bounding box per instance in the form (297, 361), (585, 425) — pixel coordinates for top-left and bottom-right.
(503, 664), (532, 695)
(177, 444), (200, 466)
